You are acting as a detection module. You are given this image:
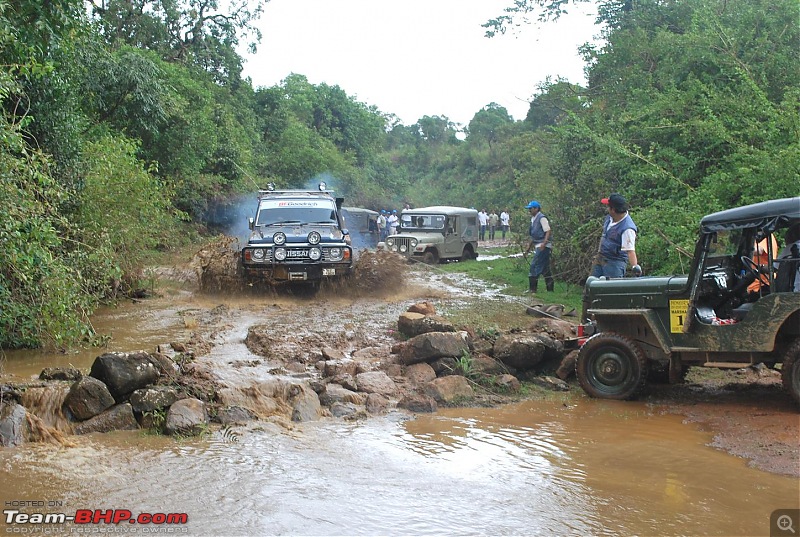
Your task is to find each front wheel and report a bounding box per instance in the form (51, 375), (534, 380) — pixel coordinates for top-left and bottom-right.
(576, 333), (649, 400)
(422, 250), (439, 265)
(781, 339), (800, 406)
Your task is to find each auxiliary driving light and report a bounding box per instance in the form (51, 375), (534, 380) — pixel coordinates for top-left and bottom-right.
(309, 248), (322, 260)
(252, 248), (265, 260)
(308, 231), (321, 245)
(273, 232), (286, 245)
(274, 247), (287, 261)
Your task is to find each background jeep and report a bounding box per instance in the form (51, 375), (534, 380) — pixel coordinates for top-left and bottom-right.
(239, 184), (353, 284)
(576, 197), (800, 404)
(384, 206), (479, 264)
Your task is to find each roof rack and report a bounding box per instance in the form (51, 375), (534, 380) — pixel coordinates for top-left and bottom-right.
(257, 182), (334, 199)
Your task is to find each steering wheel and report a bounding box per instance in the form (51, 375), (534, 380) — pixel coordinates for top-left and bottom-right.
(740, 256), (762, 279)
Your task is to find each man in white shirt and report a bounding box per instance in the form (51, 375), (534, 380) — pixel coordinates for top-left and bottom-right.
(500, 209), (510, 240)
(478, 209), (489, 241)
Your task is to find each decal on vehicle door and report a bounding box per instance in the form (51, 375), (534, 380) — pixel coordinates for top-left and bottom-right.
(669, 299), (689, 333)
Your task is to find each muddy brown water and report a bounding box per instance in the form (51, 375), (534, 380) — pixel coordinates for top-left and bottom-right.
(1, 265), (798, 536)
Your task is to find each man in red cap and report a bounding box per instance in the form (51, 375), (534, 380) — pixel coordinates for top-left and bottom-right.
(591, 193), (641, 279)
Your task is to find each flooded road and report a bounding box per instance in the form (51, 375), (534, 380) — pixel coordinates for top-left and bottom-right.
(1, 400), (796, 536)
(1, 267), (798, 536)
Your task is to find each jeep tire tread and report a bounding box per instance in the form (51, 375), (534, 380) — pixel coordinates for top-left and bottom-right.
(423, 250), (439, 265)
(576, 332), (649, 400)
(781, 338), (800, 406)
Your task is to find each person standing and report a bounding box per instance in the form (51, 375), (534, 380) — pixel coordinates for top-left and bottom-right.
(387, 210), (399, 236)
(377, 211), (387, 241)
(523, 200), (554, 293)
(500, 209), (510, 240)
(488, 210), (499, 241)
(478, 209), (489, 241)
(589, 193), (641, 279)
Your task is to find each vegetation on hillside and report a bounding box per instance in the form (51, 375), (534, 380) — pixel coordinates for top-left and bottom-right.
(1, 0), (797, 348)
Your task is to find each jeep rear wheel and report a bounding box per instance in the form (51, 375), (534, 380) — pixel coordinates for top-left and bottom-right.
(422, 250), (439, 265)
(576, 333), (649, 400)
(781, 339), (800, 405)
(461, 245), (475, 261)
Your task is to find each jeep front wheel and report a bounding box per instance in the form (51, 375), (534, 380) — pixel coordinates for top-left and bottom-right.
(781, 339), (800, 405)
(576, 333), (649, 400)
(422, 250), (439, 265)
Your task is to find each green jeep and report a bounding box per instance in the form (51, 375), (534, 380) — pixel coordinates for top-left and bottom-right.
(576, 197), (800, 403)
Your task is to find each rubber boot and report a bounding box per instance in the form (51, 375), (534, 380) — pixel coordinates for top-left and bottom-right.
(528, 276), (538, 293)
(545, 275), (554, 292)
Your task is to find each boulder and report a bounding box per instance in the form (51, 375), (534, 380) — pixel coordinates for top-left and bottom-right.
(430, 357), (459, 376)
(164, 398), (208, 436)
(74, 403), (139, 435)
(495, 374), (521, 392)
(365, 393), (389, 414)
(395, 331), (471, 366)
(63, 377), (115, 421)
(424, 376), (474, 403)
(403, 363), (437, 385)
(89, 351), (161, 402)
(527, 318), (577, 341)
(470, 353), (507, 375)
(355, 371), (397, 396)
(493, 334), (548, 371)
(0, 403), (27, 447)
(556, 350), (579, 381)
(289, 385), (321, 423)
(318, 384), (365, 406)
(532, 376), (570, 392)
(215, 406), (258, 425)
(407, 301), (436, 316)
(322, 359), (357, 378)
(129, 386), (179, 414)
(398, 393), (438, 413)
(397, 313), (456, 338)
(39, 367), (82, 382)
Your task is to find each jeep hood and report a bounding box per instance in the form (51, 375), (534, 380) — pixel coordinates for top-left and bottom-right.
(247, 224), (344, 245)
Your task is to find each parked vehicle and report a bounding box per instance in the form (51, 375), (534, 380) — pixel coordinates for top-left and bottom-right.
(576, 197), (800, 404)
(384, 206), (479, 264)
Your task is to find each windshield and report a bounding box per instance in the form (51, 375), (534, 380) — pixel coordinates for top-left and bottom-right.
(400, 214), (446, 230)
(256, 199), (337, 227)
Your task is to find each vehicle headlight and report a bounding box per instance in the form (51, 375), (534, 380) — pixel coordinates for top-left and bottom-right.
(410, 238), (418, 247)
(308, 231), (321, 245)
(386, 238), (394, 246)
(309, 247), (322, 260)
(274, 247), (287, 261)
(273, 232), (286, 245)
(252, 248), (265, 260)
(400, 244), (408, 252)
(328, 248), (343, 261)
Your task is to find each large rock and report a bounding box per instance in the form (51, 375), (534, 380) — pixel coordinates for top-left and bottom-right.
(407, 301), (436, 316)
(63, 377), (115, 421)
(404, 363), (437, 385)
(424, 376), (474, 403)
(527, 318), (576, 341)
(493, 334), (548, 371)
(470, 353), (507, 375)
(89, 351), (161, 402)
(397, 313), (456, 338)
(129, 386), (179, 414)
(0, 403), (27, 447)
(365, 393), (389, 414)
(398, 394), (438, 413)
(355, 371), (397, 396)
(322, 359), (357, 378)
(395, 332), (471, 366)
(164, 398), (208, 436)
(39, 367), (82, 382)
(289, 384), (321, 422)
(74, 403), (139, 435)
(318, 384), (365, 406)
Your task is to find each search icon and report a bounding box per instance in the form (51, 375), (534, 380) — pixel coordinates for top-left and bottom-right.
(778, 514), (796, 534)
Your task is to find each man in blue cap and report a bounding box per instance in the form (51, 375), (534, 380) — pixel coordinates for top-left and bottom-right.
(523, 200), (554, 293)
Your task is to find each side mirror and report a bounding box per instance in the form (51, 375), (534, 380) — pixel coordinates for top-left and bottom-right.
(248, 217), (255, 231)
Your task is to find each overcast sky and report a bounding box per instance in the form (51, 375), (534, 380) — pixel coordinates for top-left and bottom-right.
(240, 0), (600, 127)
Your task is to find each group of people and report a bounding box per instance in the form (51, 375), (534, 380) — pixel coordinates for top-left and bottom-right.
(477, 209), (511, 241)
(523, 193), (641, 295)
(375, 209), (399, 241)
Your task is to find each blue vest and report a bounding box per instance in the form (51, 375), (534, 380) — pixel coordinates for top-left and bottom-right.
(529, 213), (552, 248)
(600, 214), (637, 262)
